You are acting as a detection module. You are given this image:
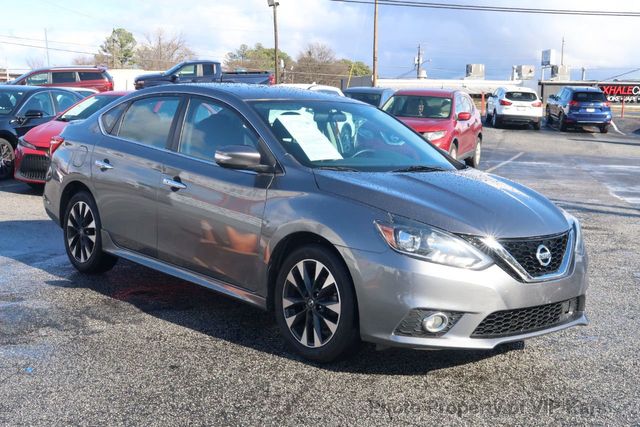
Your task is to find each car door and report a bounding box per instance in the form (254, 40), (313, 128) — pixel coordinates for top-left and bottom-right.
(176, 63), (198, 83)
(200, 63), (218, 83)
(454, 93), (473, 154)
(13, 90), (56, 136)
(51, 71), (79, 89)
(157, 95), (272, 291)
(91, 94), (183, 257)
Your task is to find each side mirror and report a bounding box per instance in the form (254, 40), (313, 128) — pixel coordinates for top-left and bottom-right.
(215, 145), (272, 172)
(170, 74), (179, 82)
(457, 112), (472, 121)
(25, 110), (45, 118)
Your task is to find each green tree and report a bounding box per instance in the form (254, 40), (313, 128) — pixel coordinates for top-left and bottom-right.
(97, 28), (137, 68)
(224, 43), (292, 74)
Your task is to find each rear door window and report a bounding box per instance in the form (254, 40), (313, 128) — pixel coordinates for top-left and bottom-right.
(118, 96), (181, 148)
(572, 92), (606, 102)
(25, 72), (49, 85)
(52, 72), (77, 84)
(101, 103), (128, 134)
(78, 71), (101, 81)
(505, 92), (537, 102)
(202, 63), (216, 76)
(52, 91), (79, 112)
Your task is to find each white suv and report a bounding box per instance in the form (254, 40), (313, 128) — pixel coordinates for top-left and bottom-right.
(486, 87), (543, 130)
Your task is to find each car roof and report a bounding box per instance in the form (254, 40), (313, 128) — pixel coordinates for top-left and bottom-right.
(0, 85), (54, 93)
(343, 87), (393, 94)
(567, 86), (601, 92)
(499, 86), (536, 93)
(136, 83), (362, 103)
(394, 88), (456, 97)
(29, 66), (106, 72)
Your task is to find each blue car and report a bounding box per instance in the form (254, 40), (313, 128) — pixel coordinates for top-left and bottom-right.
(546, 86), (612, 133)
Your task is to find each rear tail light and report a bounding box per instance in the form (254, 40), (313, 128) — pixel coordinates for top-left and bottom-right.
(268, 74), (275, 85)
(50, 136), (64, 155)
(568, 100), (579, 107)
(532, 101), (542, 107)
(604, 101), (611, 107)
(499, 99), (512, 106)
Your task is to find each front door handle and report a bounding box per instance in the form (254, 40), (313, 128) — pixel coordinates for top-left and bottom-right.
(95, 159), (113, 171)
(162, 177), (187, 191)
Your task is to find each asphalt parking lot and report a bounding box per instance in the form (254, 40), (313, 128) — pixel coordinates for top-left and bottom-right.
(1, 124), (639, 425)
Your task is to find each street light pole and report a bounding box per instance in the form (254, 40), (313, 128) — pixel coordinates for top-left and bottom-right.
(268, 0), (280, 84)
(372, 0), (378, 87)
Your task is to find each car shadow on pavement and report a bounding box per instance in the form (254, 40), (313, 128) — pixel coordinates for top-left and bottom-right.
(552, 199), (640, 218)
(41, 260), (508, 375)
(567, 138), (640, 147)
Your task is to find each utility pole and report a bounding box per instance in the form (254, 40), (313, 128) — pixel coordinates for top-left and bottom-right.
(372, 0), (378, 87)
(561, 36), (565, 66)
(44, 29), (50, 67)
(416, 44), (422, 79)
(268, 0), (280, 84)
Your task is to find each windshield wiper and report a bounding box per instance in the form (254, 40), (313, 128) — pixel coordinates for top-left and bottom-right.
(315, 166), (360, 172)
(57, 116), (70, 122)
(392, 165), (449, 173)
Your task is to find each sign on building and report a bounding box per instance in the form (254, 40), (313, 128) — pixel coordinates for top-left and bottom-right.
(541, 49), (557, 67)
(598, 83), (640, 103)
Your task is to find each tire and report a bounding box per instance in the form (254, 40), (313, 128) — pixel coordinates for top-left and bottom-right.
(545, 108), (553, 125)
(274, 244), (359, 363)
(532, 120), (541, 130)
(0, 138), (15, 180)
(491, 111), (500, 128)
(466, 138), (481, 168)
(559, 113), (568, 132)
(63, 191), (118, 274)
(484, 112), (492, 125)
(448, 142), (458, 160)
(600, 124), (609, 134)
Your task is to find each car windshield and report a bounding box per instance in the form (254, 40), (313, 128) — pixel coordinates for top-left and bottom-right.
(250, 100), (457, 172)
(0, 89), (27, 115)
(345, 92), (382, 106)
(58, 94), (122, 122)
(163, 62), (185, 76)
(573, 92), (606, 102)
(506, 91), (537, 101)
(383, 95), (452, 119)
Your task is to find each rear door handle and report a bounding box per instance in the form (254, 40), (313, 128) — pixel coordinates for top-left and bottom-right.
(162, 177), (187, 190)
(95, 159), (113, 171)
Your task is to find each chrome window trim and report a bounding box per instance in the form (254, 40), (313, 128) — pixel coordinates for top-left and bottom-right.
(480, 228), (574, 283)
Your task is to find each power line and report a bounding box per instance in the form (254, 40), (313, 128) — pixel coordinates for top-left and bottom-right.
(329, 0), (640, 17)
(602, 67), (640, 81)
(0, 33), (97, 48)
(0, 40), (96, 55)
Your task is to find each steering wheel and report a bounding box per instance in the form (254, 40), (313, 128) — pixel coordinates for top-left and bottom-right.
(351, 148), (377, 158)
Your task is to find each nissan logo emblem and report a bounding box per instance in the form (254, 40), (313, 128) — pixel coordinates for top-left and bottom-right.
(536, 244), (552, 267)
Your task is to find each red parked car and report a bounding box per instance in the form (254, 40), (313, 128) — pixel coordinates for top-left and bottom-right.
(14, 91), (129, 185)
(382, 89), (483, 167)
(8, 66), (114, 92)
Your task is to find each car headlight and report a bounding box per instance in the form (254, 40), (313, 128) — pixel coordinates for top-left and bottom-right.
(561, 210), (585, 255)
(18, 137), (37, 150)
(422, 130), (447, 141)
(375, 217), (493, 269)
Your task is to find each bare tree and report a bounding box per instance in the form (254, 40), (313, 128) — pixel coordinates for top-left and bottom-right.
(293, 43), (348, 86)
(25, 56), (45, 70)
(72, 56), (96, 66)
(135, 29), (195, 70)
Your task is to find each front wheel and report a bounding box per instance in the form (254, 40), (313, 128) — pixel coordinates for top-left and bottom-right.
(0, 138), (14, 180)
(274, 245), (359, 363)
(466, 138), (481, 168)
(491, 111), (500, 128)
(63, 191), (118, 274)
(448, 142), (458, 160)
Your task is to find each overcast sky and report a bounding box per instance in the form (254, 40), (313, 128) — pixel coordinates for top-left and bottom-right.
(2, 0), (639, 81)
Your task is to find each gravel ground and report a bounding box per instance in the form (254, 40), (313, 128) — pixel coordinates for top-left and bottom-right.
(0, 125), (639, 426)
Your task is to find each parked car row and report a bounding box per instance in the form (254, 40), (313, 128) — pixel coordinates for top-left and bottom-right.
(37, 83), (587, 362)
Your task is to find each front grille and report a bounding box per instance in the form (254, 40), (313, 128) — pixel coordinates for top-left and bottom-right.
(394, 309), (463, 337)
(471, 297), (582, 338)
(499, 232), (569, 277)
(18, 154), (50, 181)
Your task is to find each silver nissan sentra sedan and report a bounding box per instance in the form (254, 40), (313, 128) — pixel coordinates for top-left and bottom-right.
(43, 84), (588, 362)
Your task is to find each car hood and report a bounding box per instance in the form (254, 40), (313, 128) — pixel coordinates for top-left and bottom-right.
(23, 120), (67, 147)
(397, 117), (452, 132)
(313, 168), (569, 238)
(135, 72), (168, 82)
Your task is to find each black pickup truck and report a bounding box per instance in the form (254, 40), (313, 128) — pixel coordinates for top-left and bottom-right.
(134, 60), (274, 89)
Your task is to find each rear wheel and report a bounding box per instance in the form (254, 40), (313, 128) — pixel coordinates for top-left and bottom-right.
(63, 191), (118, 274)
(600, 124), (609, 134)
(274, 245), (359, 363)
(491, 111), (500, 128)
(484, 111), (492, 125)
(0, 138), (14, 180)
(466, 138), (481, 168)
(532, 120), (541, 130)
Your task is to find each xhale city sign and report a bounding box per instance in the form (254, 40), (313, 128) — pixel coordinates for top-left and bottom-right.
(598, 83), (640, 103)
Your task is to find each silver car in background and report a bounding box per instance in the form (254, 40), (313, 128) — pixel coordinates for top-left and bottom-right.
(43, 84), (588, 362)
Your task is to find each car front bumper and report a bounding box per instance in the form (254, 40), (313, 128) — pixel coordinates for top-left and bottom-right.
(342, 245), (588, 350)
(14, 144), (50, 184)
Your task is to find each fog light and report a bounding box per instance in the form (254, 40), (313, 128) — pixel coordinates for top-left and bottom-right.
(422, 312), (449, 333)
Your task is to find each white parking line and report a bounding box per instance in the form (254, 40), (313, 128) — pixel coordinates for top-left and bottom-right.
(610, 121), (626, 136)
(485, 152), (525, 173)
